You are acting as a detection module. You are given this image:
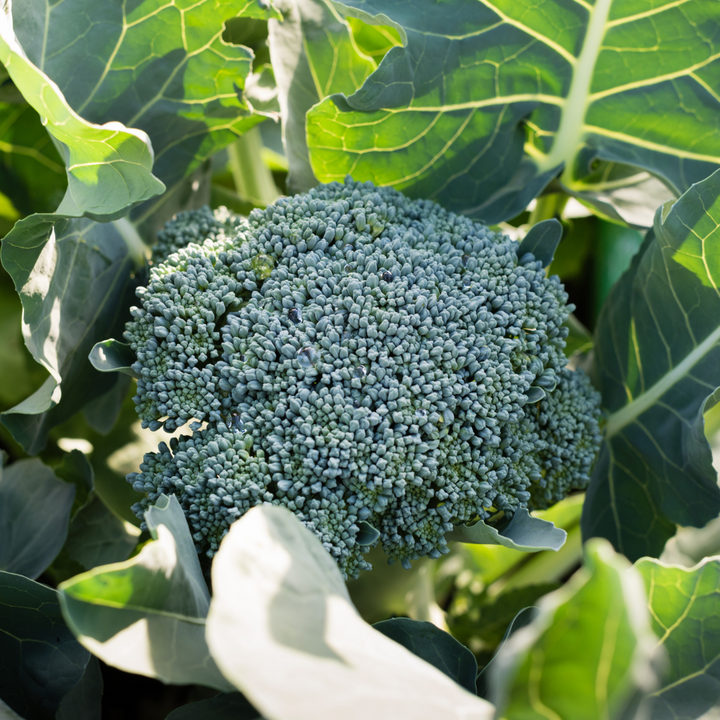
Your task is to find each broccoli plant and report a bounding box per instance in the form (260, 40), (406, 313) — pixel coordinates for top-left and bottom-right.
(124, 179), (601, 576)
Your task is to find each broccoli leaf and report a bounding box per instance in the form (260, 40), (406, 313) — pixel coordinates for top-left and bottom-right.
(307, 0), (720, 224)
(582, 168), (720, 560)
(517, 219), (563, 268)
(0, 5), (164, 222)
(165, 693), (262, 720)
(89, 340), (139, 379)
(58, 495), (232, 691)
(373, 618), (478, 694)
(206, 504), (495, 719)
(0, 572), (95, 720)
(0, 458), (75, 579)
(10, 0), (280, 223)
(636, 557), (720, 719)
(488, 540), (661, 720)
(448, 509), (567, 552)
(0, 216), (141, 453)
(268, 0), (377, 193)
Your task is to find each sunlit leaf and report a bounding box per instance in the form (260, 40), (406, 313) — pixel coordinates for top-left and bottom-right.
(308, 0), (720, 224)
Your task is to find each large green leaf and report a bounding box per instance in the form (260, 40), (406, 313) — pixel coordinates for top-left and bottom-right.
(489, 540), (660, 720)
(11, 0), (280, 221)
(268, 0), (376, 192)
(0, 215), (142, 453)
(165, 693), (262, 720)
(58, 495), (231, 691)
(307, 0), (720, 224)
(0, 102), (65, 216)
(0, 458), (75, 579)
(636, 557), (720, 720)
(0, 5), (164, 222)
(206, 504), (494, 720)
(0, 572), (94, 720)
(582, 169), (720, 560)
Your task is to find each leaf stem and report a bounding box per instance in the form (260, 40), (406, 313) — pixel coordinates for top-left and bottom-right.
(227, 127), (279, 207)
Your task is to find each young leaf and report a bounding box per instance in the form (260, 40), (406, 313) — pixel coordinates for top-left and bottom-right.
(0, 571), (94, 720)
(0, 458), (75, 579)
(0, 4), (164, 222)
(517, 219), (563, 268)
(58, 495), (231, 691)
(582, 169), (720, 560)
(10, 0), (280, 219)
(308, 0), (720, 224)
(0, 216), (141, 453)
(448, 509), (567, 552)
(206, 504), (495, 720)
(374, 618), (478, 694)
(489, 540), (661, 720)
(268, 0), (376, 193)
(89, 340), (139, 379)
(636, 557), (720, 719)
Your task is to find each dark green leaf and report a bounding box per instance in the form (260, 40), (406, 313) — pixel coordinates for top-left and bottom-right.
(308, 0), (720, 224)
(54, 450), (94, 516)
(59, 495), (230, 690)
(0, 9), (164, 222)
(636, 557), (720, 720)
(373, 618), (477, 694)
(88, 340), (139, 379)
(582, 169), (720, 560)
(55, 657), (103, 720)
(0, 458), (75, 579)
(448, 509), (567, 552)
(81, 375), (132, 436)
(489, 540), (660, 720)
(268, 0), (376, 192)
(0, 572), (91, 720)
(0, 215), (141, 453)
(165, 693), (262, 720)
(517, 219), (562, 267)
(11, 0), (280, 219)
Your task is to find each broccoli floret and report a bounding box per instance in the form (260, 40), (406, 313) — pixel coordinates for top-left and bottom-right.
(151, 206), (245, 265)
(125, 177), (602, 578)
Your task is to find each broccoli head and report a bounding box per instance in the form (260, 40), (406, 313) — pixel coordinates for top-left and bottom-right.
(126, 178), (602, 578)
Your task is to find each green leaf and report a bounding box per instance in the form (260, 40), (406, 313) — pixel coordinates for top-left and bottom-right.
(582, 169), (720, 560)
(517, 219), (562, 267)
(0, 571), (93, 720)
(489, 540), (661, 720)
(59, 495), (230, 690)
(0, 102), (65, 216)
(88, 340), (139, 379)
(0, 7), (164, 221)
(55, 657), (103, 720)
(636, 557), (720, 720)
(308, 0), (720, 224)
(268, 0), (376, 192)
(0, 458), (75, 579)
(165, 693), (262, 720)
(448, 509), (567, 552)
(374, 618), (477, 694)
(0, 215), (140, 453)
(206, 504), (495, 719)
(11, 0), (280, 221)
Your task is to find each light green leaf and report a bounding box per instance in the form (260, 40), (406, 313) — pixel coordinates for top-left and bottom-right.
(0, 215), (141, 453)
(0, 571), (93, 720)
(448, 509), (567, 552)
(59, 495), (230, 691)
(308, 0), (720, 224)
(206, 504), (495, 720)
(636, 557), (720, 720)
(582, 168), (720, 561)
(0, 458), (75, 579)
(268, 0), (376, 192)
(11, 0), (280, 222)
(0, 4), (164, 221)
(489, 540), (661, 720)
(89, 340), (139, 379)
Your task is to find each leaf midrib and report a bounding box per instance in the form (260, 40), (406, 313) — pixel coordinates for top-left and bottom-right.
(605, 323), (720, 438)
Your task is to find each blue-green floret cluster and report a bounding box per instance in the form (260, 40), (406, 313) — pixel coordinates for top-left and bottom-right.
(125, 178), (602, 578)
